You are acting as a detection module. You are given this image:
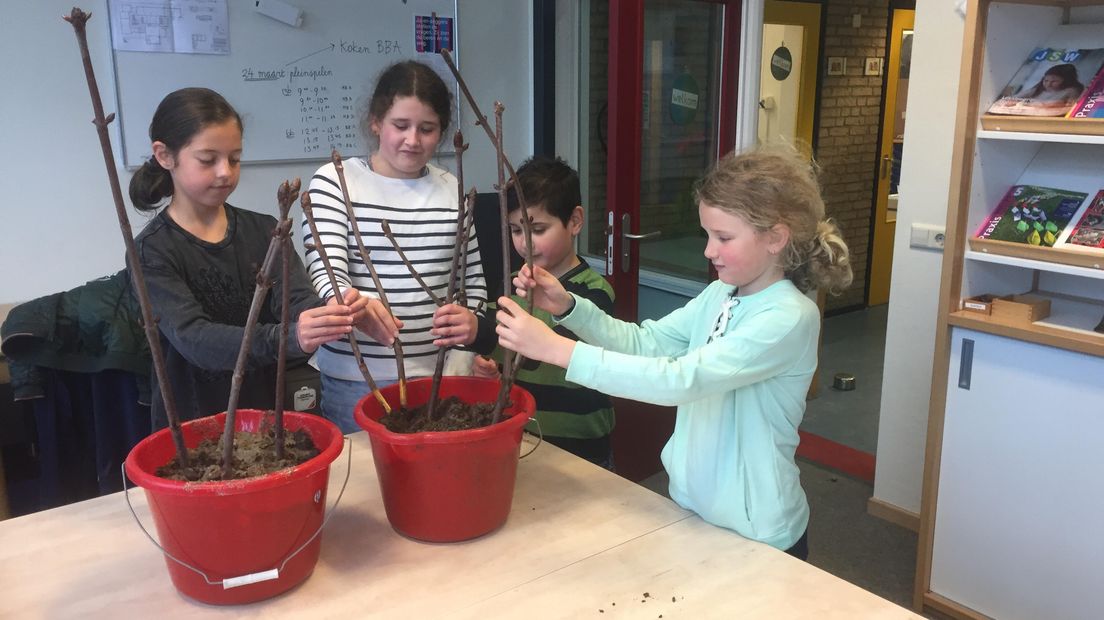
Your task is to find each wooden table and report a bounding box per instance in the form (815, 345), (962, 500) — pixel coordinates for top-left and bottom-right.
(0, 434), (919, 618)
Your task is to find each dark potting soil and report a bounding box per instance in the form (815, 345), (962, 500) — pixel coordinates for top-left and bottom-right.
(156, 425), (319, 482)
(380, 395), (504, 433)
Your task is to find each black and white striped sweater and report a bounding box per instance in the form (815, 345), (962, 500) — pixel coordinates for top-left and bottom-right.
(302, 158), (487, 383)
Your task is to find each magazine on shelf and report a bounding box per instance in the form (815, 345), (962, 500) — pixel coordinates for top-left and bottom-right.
(974, 185), (1087, 246)
(987, 47), (1104, 117)
(1064, 190), (1104, 249)
(1068, 69), (1104, 118)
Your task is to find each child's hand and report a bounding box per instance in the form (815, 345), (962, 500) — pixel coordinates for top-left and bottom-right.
(341, 288), (402, 346)
(432, 303), (478, 347)
(296, 294), (357, 353)
(472, 355), (501, 379)
(514, 264), (573, 316)
(495, 297), (575, 369)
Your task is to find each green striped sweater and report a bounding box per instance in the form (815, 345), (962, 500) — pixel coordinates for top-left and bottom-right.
(487, 260), (615, 457)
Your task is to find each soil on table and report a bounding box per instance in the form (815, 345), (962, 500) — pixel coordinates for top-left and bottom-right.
(380, 395), (506, 433)
(157, 423), (319, 482)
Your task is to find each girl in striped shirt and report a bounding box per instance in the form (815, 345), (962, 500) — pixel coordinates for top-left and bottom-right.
(303, 61), (488, 433)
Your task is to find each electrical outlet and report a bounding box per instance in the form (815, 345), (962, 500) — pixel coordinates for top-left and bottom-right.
(910, 223), (946, 251)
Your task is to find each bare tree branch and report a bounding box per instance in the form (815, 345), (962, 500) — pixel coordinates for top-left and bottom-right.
(64, 8), (190, 467)
(302, 192), (392, 414)
(331, 150), (408, 407)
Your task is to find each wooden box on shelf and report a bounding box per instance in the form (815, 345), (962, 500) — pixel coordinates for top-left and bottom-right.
(990, 293), (1051, 324)
(961, 294), (1002, 315)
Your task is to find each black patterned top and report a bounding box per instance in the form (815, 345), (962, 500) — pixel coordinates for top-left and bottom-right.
(131, 204), (322, 429)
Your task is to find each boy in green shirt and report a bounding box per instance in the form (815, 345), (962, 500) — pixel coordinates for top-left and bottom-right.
(432, 155), (616, 467)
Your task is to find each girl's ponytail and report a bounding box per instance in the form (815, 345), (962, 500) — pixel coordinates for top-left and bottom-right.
(794, 219), (853, 295)
(128, 156), (174, 212)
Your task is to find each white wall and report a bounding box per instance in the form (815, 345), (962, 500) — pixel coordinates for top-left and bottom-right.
(0, 1), (532, 306)
(872, 1), (965, 514)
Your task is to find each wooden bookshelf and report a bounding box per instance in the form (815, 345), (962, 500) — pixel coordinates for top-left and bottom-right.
(916, 2), (1104, 619)
(967, 237), (1104, 270)
(979, 114), (1104, 135)
(965, 248), (1104, 279)
(948, 309), (1104, 357)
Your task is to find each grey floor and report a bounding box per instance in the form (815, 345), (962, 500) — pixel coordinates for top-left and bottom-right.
(637, 304), (935, 615)
(802, 304), (889, 454)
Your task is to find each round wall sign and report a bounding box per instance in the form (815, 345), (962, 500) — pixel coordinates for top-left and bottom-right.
(770, 46), (793, 81)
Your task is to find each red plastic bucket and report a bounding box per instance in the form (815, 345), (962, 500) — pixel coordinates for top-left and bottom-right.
(354, 376), (535, 542)
(124, 410), (343, 605)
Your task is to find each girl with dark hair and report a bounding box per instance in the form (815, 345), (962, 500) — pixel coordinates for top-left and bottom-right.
(130, 87), (377, 430)
(302, 61), (488, 433)
(1017, 63), (1085, 103)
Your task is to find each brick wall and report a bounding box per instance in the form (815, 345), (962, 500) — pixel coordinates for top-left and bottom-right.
(817, 0), (889, 310)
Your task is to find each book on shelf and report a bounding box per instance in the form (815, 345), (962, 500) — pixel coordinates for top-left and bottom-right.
(974, 185), (1087, 247)
(987, 47), (1104, 117)
(1068, 68), (1104, 118)
(1065, 190), (1104, 249)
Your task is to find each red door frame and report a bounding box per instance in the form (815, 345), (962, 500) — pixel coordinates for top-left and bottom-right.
(606, 0), (742, 320)
(605, 0), (742, 481)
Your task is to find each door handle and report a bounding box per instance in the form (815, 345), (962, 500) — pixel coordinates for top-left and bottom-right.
(620, 213), (661, 272)
(623, 230), (662, 240)
(958, 338), (974, 390)
(881, 154), (892, 179)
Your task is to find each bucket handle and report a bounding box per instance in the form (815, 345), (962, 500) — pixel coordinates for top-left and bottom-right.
(520, 417), (542, 459)
(121, 436), (353, 590)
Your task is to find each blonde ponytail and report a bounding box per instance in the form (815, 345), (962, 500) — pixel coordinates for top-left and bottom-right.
(789, 219), (853, 294)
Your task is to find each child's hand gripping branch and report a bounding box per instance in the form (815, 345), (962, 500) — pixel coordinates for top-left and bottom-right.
(295, 287), (402, 352)
(310, 289), (403, 350)
(512, 263), (575, 317)
(430, 302), (479, 347)
(471, 354), (501, 379)
(496, 264), (577, 369)
(347, 288), (404, 347)
(494, 298), (576, 369)
(295, 288), (360, 353)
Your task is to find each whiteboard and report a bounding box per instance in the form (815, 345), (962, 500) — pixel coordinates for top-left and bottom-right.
(108, 0), (459, 166)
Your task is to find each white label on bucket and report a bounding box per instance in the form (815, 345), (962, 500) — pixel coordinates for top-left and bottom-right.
(223, 569), (280, 589)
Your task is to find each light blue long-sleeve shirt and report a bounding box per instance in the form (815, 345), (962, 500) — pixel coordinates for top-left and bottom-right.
(559, 278), (819, 550)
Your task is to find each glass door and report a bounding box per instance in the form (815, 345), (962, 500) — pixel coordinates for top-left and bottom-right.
(869, 9), (914, 306)
(577, 0), (741, 480)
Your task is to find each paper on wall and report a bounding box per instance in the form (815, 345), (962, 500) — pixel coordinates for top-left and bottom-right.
(108, 0), (229, 55)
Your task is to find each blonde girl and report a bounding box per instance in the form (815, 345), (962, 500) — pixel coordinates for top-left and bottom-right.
(495, 145), (852, 559)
